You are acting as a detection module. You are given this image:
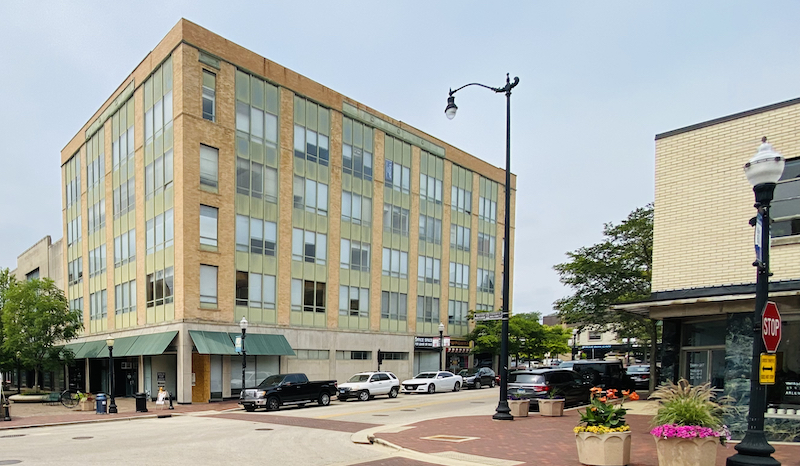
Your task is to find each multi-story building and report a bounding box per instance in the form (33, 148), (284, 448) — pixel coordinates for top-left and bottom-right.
(619, 97), (800, 442)
(60, 19), (516, 403)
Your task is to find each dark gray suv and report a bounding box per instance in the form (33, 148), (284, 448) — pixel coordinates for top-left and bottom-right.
(559, 360), (635, 391)
(458, 367), (496, 389)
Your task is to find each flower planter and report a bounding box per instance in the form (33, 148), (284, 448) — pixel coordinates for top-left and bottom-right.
(575, 431), (631, 466)
(654, 436), (717, 466)
(508, 399), (529, 417)
(538, 398), (565, 417)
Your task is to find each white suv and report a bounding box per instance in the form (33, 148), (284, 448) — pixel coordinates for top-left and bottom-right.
(337, 371), (400, 401)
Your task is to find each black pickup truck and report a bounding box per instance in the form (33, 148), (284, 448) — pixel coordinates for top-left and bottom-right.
(239, 373), (338, 411)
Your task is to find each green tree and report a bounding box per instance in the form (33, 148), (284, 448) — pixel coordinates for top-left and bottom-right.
(0, 269), (15, 373)
(553, 204), (659, 390)
(466, 312), (571, 362)
(1, 277), (83, 390)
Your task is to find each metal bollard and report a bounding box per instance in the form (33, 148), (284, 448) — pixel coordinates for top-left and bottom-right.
(3, 401), (10, 422)
(168, 392), (174, 410)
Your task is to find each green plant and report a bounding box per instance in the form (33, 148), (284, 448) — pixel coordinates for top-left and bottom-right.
(575, 388), (633, 434)
(648, 379), (730, 430)
(547, 387), (564, 399)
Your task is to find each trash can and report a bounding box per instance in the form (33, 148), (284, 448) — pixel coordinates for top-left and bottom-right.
(134, 392), (148, 413)
(95, 393), (107, 414)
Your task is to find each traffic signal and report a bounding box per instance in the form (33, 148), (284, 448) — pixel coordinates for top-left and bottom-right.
(377, 349), (385, 365)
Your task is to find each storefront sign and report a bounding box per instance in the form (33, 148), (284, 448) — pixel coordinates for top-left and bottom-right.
(415, 337), (434, 348)
(786, 381), (800, 397)
(759, 353), (776, 385)
(157, 371), (166, 388)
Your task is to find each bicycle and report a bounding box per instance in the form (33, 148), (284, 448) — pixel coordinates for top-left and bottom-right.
(60, 389), (81, 408)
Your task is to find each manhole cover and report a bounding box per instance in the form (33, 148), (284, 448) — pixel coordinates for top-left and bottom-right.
(421, 434), (479, 443)
(0, 461), (22, 465)
(1, 434), (25, 438)
(255, 428), (273, 431)
(372, 414), (389, 417)
(73, 436), (93, 440)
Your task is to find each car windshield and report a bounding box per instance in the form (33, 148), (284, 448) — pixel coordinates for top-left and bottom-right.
(258, 375), (286, 387)
(627, 366), (649, 373)
(459, 369), (478, 376)
(415, 373), (436, 379)
(560, 363), (574, 370)
(508, 373), (545, 384)
(348, 374), (370, 383)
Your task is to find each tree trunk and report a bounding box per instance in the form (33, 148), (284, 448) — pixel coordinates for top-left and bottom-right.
(34, 366), (39, 391)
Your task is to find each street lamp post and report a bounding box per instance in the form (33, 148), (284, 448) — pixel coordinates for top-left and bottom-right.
(15, 352), (20, 394)
(446, 73), (519, 421)
(438, 323), (445, 371)
(727, 137), (784, 466)
(106, 337), (117, 414)
(240, 317), (248, 392)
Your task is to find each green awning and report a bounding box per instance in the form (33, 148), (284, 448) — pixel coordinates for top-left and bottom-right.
(126, 331), (178, 356)
(74, 340), (106, 359)
(189, 331), (238, 355)
(96, 336), (138, 358)
(61, 342), (84, 358)
(227, 332), (295, 356)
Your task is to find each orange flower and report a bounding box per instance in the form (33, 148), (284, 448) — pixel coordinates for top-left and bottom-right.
(590, 387), (603, 394)
(622, 390), (630, 396)
(591, 407), (597, 412)
(629, 392), (640, 401)
(599, 397), (607, 403)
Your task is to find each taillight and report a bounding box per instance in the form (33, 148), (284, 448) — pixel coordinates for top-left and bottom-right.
(533, 384), (550, 392)
(641, 375), (649, 379)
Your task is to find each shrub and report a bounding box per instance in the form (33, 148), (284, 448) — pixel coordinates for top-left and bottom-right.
(648, 378), (731, 444)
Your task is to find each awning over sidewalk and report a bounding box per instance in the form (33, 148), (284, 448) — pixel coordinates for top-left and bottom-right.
(125, 331), (178, 356)
(227, 332), (294, 356)
(74, 340), (106, 359)
(95, 335), (138, 358)
(189, 331), (239, 355)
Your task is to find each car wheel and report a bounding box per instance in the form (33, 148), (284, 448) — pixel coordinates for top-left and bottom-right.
(388, 387), (399, 398)
(266, 396), (280, 411)
(474, 380), (482, 390)
(427, 384), (436, 394)
(318, 392), (331, 406)
(490, 379), (496, 388)
(244, 405), (256, 412)
(358, 390), (370, 402)
(453, 382), (461, 392)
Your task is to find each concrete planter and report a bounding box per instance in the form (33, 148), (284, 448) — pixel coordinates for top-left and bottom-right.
(538, 398), (565, 416)
(654, 436), (717, 466)
(508, 399), (529, 417)
(575, 431), (632, 466)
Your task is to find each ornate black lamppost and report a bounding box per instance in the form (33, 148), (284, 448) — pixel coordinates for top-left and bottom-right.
(446, 74), (519, 421)
(106, 337), (117, 414)
(240, 317), (248, 392)
(727, 137), (784, 466)
(438, 323), (445, 371)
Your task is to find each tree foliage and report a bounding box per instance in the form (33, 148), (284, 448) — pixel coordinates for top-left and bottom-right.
(466, 312), (571, 360)
(0, 269), (15, 373)
(1, 275), (83, 388)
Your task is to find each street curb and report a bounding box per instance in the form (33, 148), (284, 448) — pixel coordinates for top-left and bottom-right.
(0, 412), (183, 431)
(369, 435), (500, 466)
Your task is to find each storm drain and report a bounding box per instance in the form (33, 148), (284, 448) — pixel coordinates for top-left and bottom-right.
(400, 409), (416, 412)
(431, 451), (523, 466)
(72, 436), (93, 440)
(0, 434), (25, 438)
(421, 434), (479, 443)
(255, 428), (273, 431)
(0, 460), (22, 465)
(372, 414), (390, 417)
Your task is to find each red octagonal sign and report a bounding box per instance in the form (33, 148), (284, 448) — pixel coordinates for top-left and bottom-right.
(763, 301), (782, 354)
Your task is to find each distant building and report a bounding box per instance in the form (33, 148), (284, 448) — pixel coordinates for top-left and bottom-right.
(542, 314), (634, 361)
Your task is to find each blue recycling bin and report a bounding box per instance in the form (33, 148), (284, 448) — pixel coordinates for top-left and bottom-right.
(95, 393), (107, 414)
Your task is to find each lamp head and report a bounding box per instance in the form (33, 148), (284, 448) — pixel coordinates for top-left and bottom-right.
(240, 316), (249, 330)
(438, 322), (445, 333)
(445, 95), (457, 120)
(106, 337), (115, 348)
(745, 137), (785, 187)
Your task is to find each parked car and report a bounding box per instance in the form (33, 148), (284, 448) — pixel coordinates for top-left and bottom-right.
(458, 367), (496, 389)
(337, 371), (400, 401)
(542, 358), (563, 367)
(559, 360), (635, 391)
(401, 371), (463, 394)
(507, 369), (591, 408)
(626, 364), (660, 390)
(239, 373), (337, 411)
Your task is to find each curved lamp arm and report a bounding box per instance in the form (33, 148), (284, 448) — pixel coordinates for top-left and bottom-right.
(446, 74), (519, 119)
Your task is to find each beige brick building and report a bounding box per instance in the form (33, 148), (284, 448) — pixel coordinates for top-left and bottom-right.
(60, 19), (515, 403)
(619, 97), (800, 441)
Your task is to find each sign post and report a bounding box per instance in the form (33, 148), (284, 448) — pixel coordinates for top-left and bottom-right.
(762, 301), (782, 354)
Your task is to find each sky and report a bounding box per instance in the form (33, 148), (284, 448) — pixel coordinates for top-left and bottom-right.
(1, 1), (799, 317)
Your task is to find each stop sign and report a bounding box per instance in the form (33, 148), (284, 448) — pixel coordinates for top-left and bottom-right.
(762, 301), (782, 354)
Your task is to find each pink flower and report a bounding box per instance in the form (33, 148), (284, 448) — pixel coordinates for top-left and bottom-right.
(650, 424), (726, 444)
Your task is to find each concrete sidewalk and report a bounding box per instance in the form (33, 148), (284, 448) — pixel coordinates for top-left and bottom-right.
(370, 405), (800, 466)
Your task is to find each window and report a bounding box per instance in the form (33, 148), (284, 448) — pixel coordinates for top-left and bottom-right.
(341, 191), (372, 225)
(68, 258), (83, 285)
(417, 256), (441, 284)
(416, 296), (440, 324)
(384, 160), (410, 194)
(114, 178), (136, 218)
(236, 158), (278, 203)
(380, 352), (408, 360)
(146, 267), (174, 307)
(478, 268), (495, 293)
(200, 145), (219, 188)
(88, 200), (105, 234)
(292, 229), (327, 264)
(451, 186), (472, 214)
(200, 265), (218, 306)
(146, 209), (174, 254)
(383, 204), (409, 236)
(479, 197), (497, 224)
(420, 174), (443, 204)
(476, 303), (492, 312)
(200, 205), (218, 247)
(340, 239), (370, 272)
(145, 149), (174, 199)
(381, 248), (408, 278)
(70, 297), (83, 320)
(336, 351), (371, 360)
(88, 245), (107, 277)
(235, 71), (279, 176)
(67, 216), (82, 246)
(114, 229), (136, 267)
(449, 262), (469, 289)
(339, 286), (369, 317)
(144, 59), (174, 202)
(342, 117), (373, 180)
(294, 349), (330, 360)
(236, 215), (277, 256)
(236, 271), (276, 309)
(293, 97), (330, 166)
(291, 279), (326, 313)
(772, 158), (800, 237)
(65, 155), (81, 209)
(450, 225), (471, 251)
(86, 154), (105, 191)
(114, 280), (136, 314)
(381, 291), (407, 321)
(26, 269), (39, 281)
(588, 331), (602, 341)
(90, 289), (107, 320)
(419, 215), (442, 245)
(477, 232), (496, 257)
(448, 300), (468, 325)
(293, 177), (328, 215)
(112, 100), (135, 219)
(202, 70), (216, 121)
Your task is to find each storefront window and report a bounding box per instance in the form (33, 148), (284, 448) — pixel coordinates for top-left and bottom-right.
(766, 313), (800, 410)
(682, 320), (726, 346)
(681, 319), (725, 390)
